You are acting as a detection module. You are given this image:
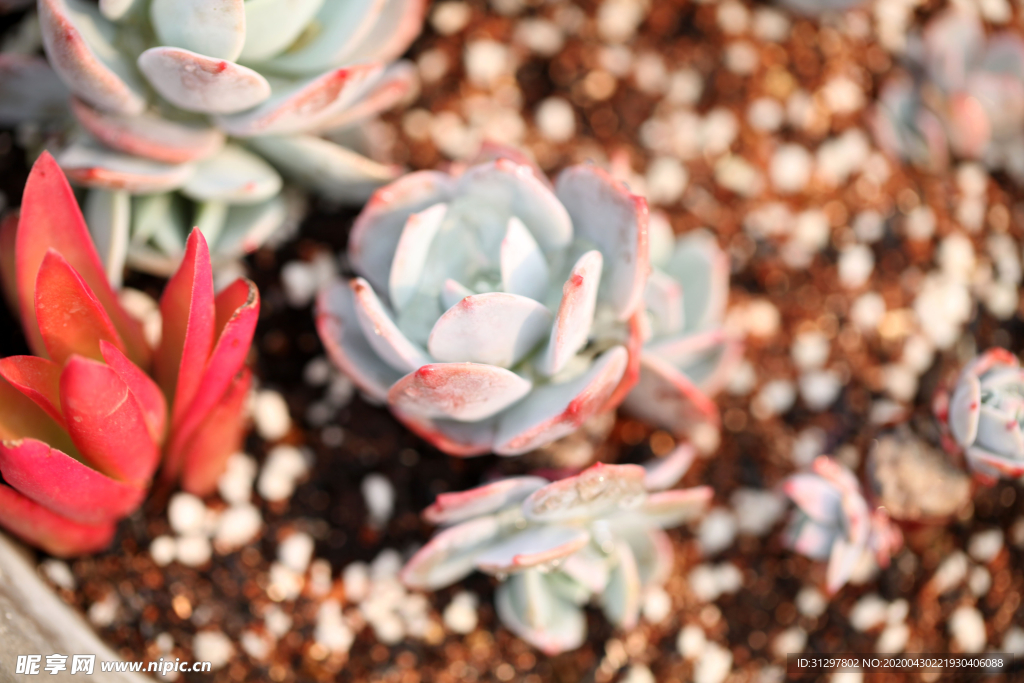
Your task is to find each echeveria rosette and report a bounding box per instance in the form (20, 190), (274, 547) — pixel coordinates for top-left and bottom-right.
(15, 0), (423, 277)
(783, 457), (903, 595)
(401, 448), (710, 654)
(944, 347), (1024, 482)
(316, 159), (649, 456)
(871, 8), (1024, 176)
(622, 221), (741, 437)
(0, 153), (259, 556)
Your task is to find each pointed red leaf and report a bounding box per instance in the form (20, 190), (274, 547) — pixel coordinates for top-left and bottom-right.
(0, 483), (116, 557)
(34, 249), (125, 366)
(0, 373), (76, 455)
(60, 355), (160, 484)
(1, 210), (18, 314)
(0, 438), (146, 525)
(99, 340), (167, 447)
(0, 356), (65, 428)
(164, 278), (258, 478)
(179, 368), (251, 496)
(154, 228), (215, 428)
(16, 152), (150, 367)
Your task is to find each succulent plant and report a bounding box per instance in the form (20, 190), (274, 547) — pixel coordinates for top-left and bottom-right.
(316, 155), (649, 456)
(401, 448), (711, 654)
(870, 8), (1024, 177)
(621, 220), (740, 438)
(777, 0), (865, 15)
(782, 456), (902, 594)
(941, 347), (1024, 481)
(0, 153), (259, 556)
(1, 0), (424, 277)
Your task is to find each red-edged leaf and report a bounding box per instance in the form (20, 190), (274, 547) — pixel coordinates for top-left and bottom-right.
(99, 340), (167, 446)
(60, 355), (160, 484)
(0, 356), (65, 428)
(34, 249), (125, 366)
(0, 483), (116, 557)
(179, 368), (251, 496)
(0, 373), (76, 455)
(16, 152), (150, 367)
(154, 228), (215, 428)
(1, 210), (18, 314)
(0, 438), (146, 525)
(164, 278), (257, 477)
(601, 309), (643, 413)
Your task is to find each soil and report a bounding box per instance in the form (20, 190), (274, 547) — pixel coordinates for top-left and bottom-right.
(2, 1), (1024, 682)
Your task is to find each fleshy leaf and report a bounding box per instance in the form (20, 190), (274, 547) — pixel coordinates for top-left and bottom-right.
(640, 486), (714, 527)
(501, 216), (550, 301)
(260, 0), (388, 75)
(601, 541), (641, 629)
(181, 144), (282, 205)
(239, 0), (325, 62)
(400, 515), (503, 590)
(0, 374), (75, 454)
(975, 404), (1024, 457)
(60, 355), (160, 484)
(423, 476), (549, 526)
(98, 341), (166, 446)
(180, 368), (251, 495)
(0, 438), (146, 524)
(783, 474), (845, 525)
(474, 526), (590, 574)
(388, 363), (532, 422)
(0, 483), (116, 557)
(84, 188), (130, 289)
(495, 345), (628, 455)
(150, 0), (246, 62)
(644, 269), (685, 337)
(966, 446), (1024, 478)
(350, 277), (429, 373)
(620, 353), (719, 436)
(826, 538), (862, 594)
(59, 139), (196, 194)
(137, 47), (271, 115)
(0, 356), (65, 428)
(338, 0), (426, 65)
(948, 372), (981, 446)
(663, 230), (730, 332)
(389, 203), (448, 311)
(539, 250), (602, 376)
(391, 408), (497, 457)
(642, 444), (696, 492)
(495, 570), (586, 655)
(523, 462), (647, 523)
(428, 293), (552, 369)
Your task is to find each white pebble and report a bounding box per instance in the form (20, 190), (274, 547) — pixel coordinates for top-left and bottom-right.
(372, 548), (404, 580)
(280, 261), (318, 308)
(177, 535), (212, 567)
(362, 473), (396, 528)
(240, 631), (271, 661)
(930, 551), (969, 595)
(694, 642), (733, 683)
(1002, 626), (1024, 655)
(218, 453), (258, 505)
(698, 509), (738, 556)
(850, 594), (888, 632)
(772, 626), (807, 658)
(214, 504), (263, 551)
(853, 210), (885, 243)
(646, 157), (688, 205)
(666, 68), (703, 106)
(168, 493), (207, 536)
(949, 605), (987, 653)
(796, 587), (827, 618)
(597, 0), (646, 43)
(343, 562), (371, 603)
(621, 664), (655, 683)
(770, 144), (813, 194)
(677, 624), (707, 659)
(748, 97), (784, 132)
(726, 359), (757, 396)
(309, 559), (334, 598)
(792, 427), (827, 467)
(303, 357), (332, 387)
(968, 529), (1004, 563)
(799, 370), (842, 411)
(731, 488), (785, 537)
(876, 623), (909, 653)
(716, 0), (749, 34)
(150, 536), (177, 567)
(752, 7), (790, 42)
(257, 445), (309, 502)
(714, 156), (763, 197)
(88, 593), (120, 628)
(514, 18), (563, 57)
(887, 599), (909, 624)
(315, 600), (355, 653)
(838, 244), (874, 288)
(903, 206), (936, 241)
(642, 585), (672, 623)
(253, 390), (292, 441)
(40, 559), (76, 590)
(535, 97), (575, 143)
(820, 77), (864, 115)
(793, 209), (831, 253)
(968, 566), (991, 597)
(851, 292), (886, 332)
(443, 591), (479, 634)
(464, 40), (510, 88)
(371, 612), (406, 645)
(792, 331), (830, 371)
(193, 631), (234, 671)
(264, 606), (292, 638)
(724, 42), (758, 76)
(938, 233), (976, 282)
(278, 532), (315, 574)
(431, 1), (470, 35)
(268, 563), (304, 601)
(752, 379), (796, 419)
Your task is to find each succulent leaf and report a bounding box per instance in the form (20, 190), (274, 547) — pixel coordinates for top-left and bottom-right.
(474, 526), (591, 574)
(181, 144), (283, 204)
(238, 0), (325, 63)
(423, 476), (548, 526)
(149, 0), (246, 63)
(137, 47), (272, 115)
(179, 368), (252, 496)
(428, 293), (552, 369)
(495, 571), (586, 656)
(0, 356), (65, 428)
(0, 483), (116, 557)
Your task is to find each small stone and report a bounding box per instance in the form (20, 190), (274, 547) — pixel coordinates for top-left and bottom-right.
(257, 445), (309, 502)
(820, 77), (864, 115)
(851, 292), (886, 331)
(309, 559), (333, 598)
(253, 390), (292, 441)
(887, 599), (909, 624)
(88, 593), (119, 627)
(752, 7), (790, 42)
(371, 548), (404, 580)
(264, 606), (292, 638)
(698, 510), (739, 556)
(938, 233), (976, 282)
(597, 0), (646, 43)
(968, 566), (991, 597)
(40, 559), (76, 590)
(513, 18), (563, 57)
(666, 68), (703, 106)
(752, 379), (796, 420)
(876, 623), (909, 653)
(703, 109), (739, 154)
(838, 244), (874, 288)
(268, 563), (304, 602)
(731, 488), (785, 537)
(535, 97), (575, 143)
(770, 144), (813, 194)
(214, 504), (262, 552)
(677, 624), (707, 659)
(642, 585), (672, 623)
(176, 535), (212, 567)
(694, 642), (733, 683)
(431, 1), (471, 35)
(792, 331), (830, 371)
(740, 300), (780, 338)
(464, 40), (510, 88)
(645, 157), (688, 205)
(724, 42), (758, 76)
(150, 536), (177, 567)
(930, 551), (968, 594)
(279, 532), (315, 574)
(850, 594), (888, 632)
(240, 631), (271, 661)
(343, 562), (371, 603)
(371, 613), (406, 645)
(853, 210), (885, 243)
(193, 631), (234, 671)
(303, 356), (332, 387)
(714, 156), (764, 197)
(716, 0), (749, 34)
(796, 587), (827, 618)
(957, 163), (989, 197)
(443, 591), (479, 634)
(315, 600), (354, 653)
(949, 605), (987, 653)
(632, 53), (668, 94)
(280, 261), (318, 308)
(1002, 626), (1024, 655)
(748, 98), (784, 132)
(362, 473), (396, 528)
(968, 529), (1004, 563)
(772, 626), (807, 659)
(792, 427), (826, 467)
(621, 664), (655, 683)
(904, 206), (936, 241)
(168, 493), (207, 536)
(726, 359), (757, 396)
(901, 335), (935, 374)
(793, 210), (831, 254)
(217, 453), (258, 505)
(799, 370), (842, 411)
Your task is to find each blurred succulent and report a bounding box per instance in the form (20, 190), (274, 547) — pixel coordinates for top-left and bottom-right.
(777, 0), (865, 15)
(1, 0), (423, 277)
(782, 456), (902, 594)
(940, 347), (1024, 482)
(401, 448), (710, 653)
(871, 8), (1024, 178)
(621, 219), (740, 439)
(316, 156), (649, 456)
(0, 153), (258, 556)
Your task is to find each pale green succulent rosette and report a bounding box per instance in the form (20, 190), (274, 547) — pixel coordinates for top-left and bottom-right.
(401, 450), (710, 654)
(5, 0), (424, 278)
